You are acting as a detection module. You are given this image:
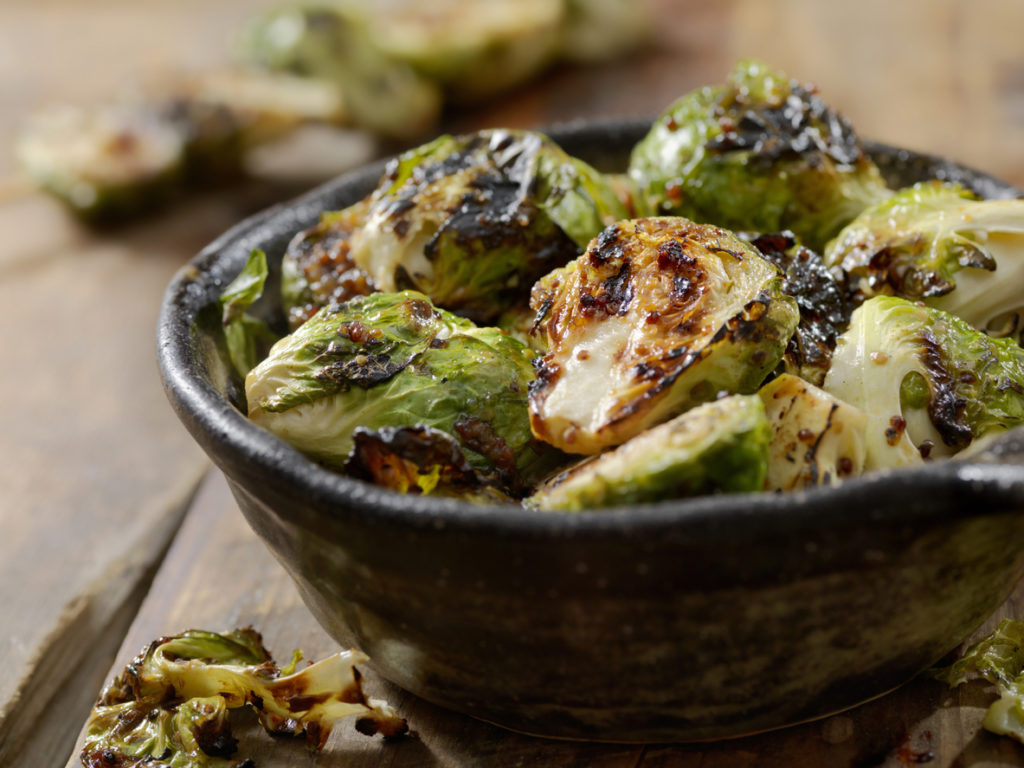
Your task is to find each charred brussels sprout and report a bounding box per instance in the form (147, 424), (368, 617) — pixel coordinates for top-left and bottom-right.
(628, 60), (891, 251)
(367, 0), (564, 103)
(350, 129), (628, 323)
(344, 425), (517, 504)
(281, 201), (375, 330)
(15, 106), (185, 223)
(758, 373), (866, 491)
(528, 217), (799, 455)
(747, 231), (849, 386)
(825, 181), (1024, 339)
(236, 4), (441, 140)
(80, 628), (405, 767)
(823, 296), (1024, 470)
(526, 395), (770, 511)
(245, 291), (551, 494)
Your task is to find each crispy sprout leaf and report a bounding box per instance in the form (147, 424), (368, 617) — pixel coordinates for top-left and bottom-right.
(747, 231), (849, 386)
(281, 202), (376, 330)
(934, 619), (1024, 744)
(80, 628), (406, 768)
(219, 249), (279, 379)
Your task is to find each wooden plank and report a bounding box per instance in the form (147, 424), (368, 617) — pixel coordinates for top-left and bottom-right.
(62, 471), (1024, 768)
(0, 177), (369, 767)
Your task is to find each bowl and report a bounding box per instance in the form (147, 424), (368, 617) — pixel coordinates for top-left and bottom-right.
(157, 119), (1024, 742)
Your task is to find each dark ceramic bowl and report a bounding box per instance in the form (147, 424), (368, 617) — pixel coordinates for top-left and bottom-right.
(158, 119), (1024, 742)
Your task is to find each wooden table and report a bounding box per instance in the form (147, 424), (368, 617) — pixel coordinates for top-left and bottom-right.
(3, 1), (1024, 766)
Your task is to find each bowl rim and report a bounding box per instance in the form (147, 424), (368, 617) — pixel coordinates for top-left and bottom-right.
(157, 117), (1024, 537)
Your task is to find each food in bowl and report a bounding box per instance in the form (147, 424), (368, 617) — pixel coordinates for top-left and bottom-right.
(221, 59), (1024, 510)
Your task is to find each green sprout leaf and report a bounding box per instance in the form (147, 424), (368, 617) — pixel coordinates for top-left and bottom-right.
(218, 249), (279, 379)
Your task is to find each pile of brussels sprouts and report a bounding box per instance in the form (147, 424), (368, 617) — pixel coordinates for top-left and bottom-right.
(224, 60), (1024, 510)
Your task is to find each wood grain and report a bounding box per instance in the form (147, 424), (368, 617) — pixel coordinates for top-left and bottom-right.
(62, 471), (1024, 768)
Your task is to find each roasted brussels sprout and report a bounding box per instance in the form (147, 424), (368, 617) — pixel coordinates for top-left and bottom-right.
(528, 217), (799, 455)
(758, 373), (866, 491)
(747, 231), (849, 386)
(236, 3), (441, 140)
(823, 296), (1024, 470)
(628, 60), (891, 251)
(281, 202), (375, 330)
(16, 71), (343, 223)
(15, 105), (186, 223)
(367, 0), (564, 103)
(349, 129), (628, 323)
(526, 394), (770, 511)
(344, 425), (517, 503)
(560, 0), (650, 63)
(825, 181), (1024, 339)
(80, 628), (405, 768)
(245, 291), (552, 494)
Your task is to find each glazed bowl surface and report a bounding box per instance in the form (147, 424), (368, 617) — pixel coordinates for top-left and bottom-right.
(158, 119), (1024, 742)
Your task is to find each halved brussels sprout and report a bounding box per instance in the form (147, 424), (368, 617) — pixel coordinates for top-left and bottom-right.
(747, 231), (849, 386)
(349, 129), (628, 323)
(526, 394), (770, 511)
(367, 0), (564, 103)
(528, 217), (799, 455)
(236, 4), (442, 140)
(245, 291), (553, 494)
(281, 201), (376, 330)
(825, 181), (1024, 340)
(823, 296), (1024, 470)
(628, 60), (891, 251)
(758, 373), (866, 491)
(560, 0), (650, 63)
(15, 105), (186, 222)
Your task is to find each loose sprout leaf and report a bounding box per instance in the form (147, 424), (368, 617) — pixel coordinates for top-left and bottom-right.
(246, 291), (558, 493)
(528, 217), (799, 455)
(758, 373), (866, 490)
(825, 181), (1024, 341)
(526, 394), (771, 511)
(746, 231), (849, 386)
(219, 249), (279, 379)
(628, 59), (891, 251)
(349, 129), (628, 323)
(281, 202), (376, 330)
(823, 296), (1024, 470)
(80, 628), (406, 768)
(934, 619), (1024, 744)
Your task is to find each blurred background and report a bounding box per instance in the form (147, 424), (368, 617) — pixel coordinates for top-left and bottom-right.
(3, 1), (1024, 765)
